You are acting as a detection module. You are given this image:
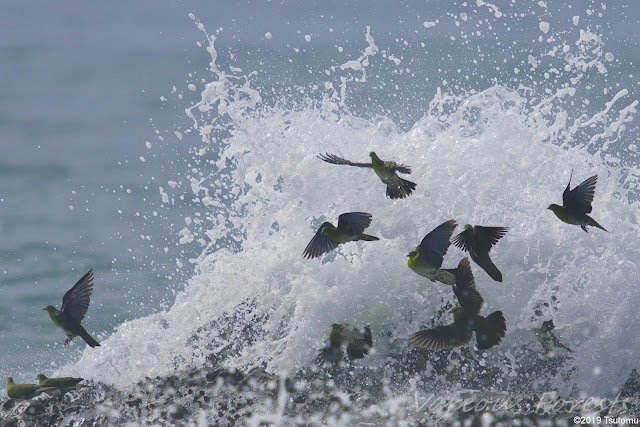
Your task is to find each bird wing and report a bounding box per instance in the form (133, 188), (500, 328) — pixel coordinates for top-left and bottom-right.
(453, 258), (483, 315)
(451, 226), (474, 254)
(60, 269), (94, 323)
(474, 226), (508, 253)
(563, 173), (598, 214)
(303, 228), (340, 259)
(337, 212), (373, 235)
(418, 220), (458, 268)
(317, 153), (372, 168)
(383, 161), (412, 174)
(409, 322), (473, 350)
(338, 324), (369, 341)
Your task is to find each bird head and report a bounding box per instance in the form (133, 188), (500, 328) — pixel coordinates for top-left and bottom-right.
(330, 323), (341, 329)
(547, 204), (561, 213)
(407, 249), (417, 258)
(37, 374), (48, 384)
(451, 306), (465, 320)
(7, 377), (13, 385)
(319, 222), (333, 232)
(369, 152), (379, 160)
(43, 306), (56, 314)
(464, 224), (472, 230)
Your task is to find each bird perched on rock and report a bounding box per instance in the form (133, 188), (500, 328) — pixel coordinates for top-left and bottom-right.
(408, 219), (458, 286)
(532, 320), (572, 354)
(37, 374), (84, 393)
(6, 377), (55, 400)
(318, 152), (417, 199)
(44, 269), (101, 348)
(548, 170), (607, 233)
(303, 212), (379, 259)
(317, 323), (373, 366)
(452, 224), (508, 282)
(410, 258), (507, 351)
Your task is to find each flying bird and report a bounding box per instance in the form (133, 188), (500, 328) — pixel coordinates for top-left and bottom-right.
(452, 224), (508, 282)
(408, 219), (458, 286)
(532, 320), (572, 354)
(303, 212), (379, 259)
(410, 258), (507, 351)
(318, 152), (417, 199)
(44, 269), (101, 348)
(317, 323), (373, 366)
(548, 170), (607, 233)
(6, 377), (55, 400)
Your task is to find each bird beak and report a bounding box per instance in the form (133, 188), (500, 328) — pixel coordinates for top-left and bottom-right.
(42, 308), (46, 310)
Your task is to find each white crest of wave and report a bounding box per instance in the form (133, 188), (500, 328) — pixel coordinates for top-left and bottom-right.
(62, 25), (639, 397)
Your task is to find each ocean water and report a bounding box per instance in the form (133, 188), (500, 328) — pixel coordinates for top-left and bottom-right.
(2, 0), (640, 415)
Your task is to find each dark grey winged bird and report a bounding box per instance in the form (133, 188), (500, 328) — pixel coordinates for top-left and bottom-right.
(318, 152), (417, 199)
(44, 269), (100, 348)
(317, 323), (373, 366)
(410, 258), (506, 351)
(407, 219), (458, 286)
(452, 225), (508, 282)
(548, 170), (607, 233)
(303, 212), (379, 259)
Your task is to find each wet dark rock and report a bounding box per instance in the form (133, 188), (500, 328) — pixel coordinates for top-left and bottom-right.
(167, 403), (188, 420)
(620, 368), (640, 398)
(23, 402), (45, 416)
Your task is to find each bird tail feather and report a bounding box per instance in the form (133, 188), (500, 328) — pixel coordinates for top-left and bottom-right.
(480, 257), (503, 282)
(357, 233), (380, 241)
(474, 311), (506, 350)
(80, 329), (101, 348)
(385, 178), (416, 199)
(588, 216), (608, 232)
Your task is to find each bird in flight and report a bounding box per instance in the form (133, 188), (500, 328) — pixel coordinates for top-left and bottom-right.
(44, 269), (101, 348)
(318, 152), (417, 199)
(303, 212), (379, 259)
(548, 170), (607, 233)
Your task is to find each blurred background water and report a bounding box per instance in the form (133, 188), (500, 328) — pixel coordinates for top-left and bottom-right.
(1, 0), (639, 397)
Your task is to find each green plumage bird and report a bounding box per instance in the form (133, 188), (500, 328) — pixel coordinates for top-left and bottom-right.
(317, 323), (373, 366)
(548, 170), (607, 233)
(318, 152), (417, 199)
(532, 320), (572, 354)
(44, 269), (101, 348)
(37, 374), (84, 393)
(303, 212), (379, 259)
(410, 258), (507, 351)
(407, 219), (458, 286)
(6, 377), (56, 400)
(452, 224), (508, 282)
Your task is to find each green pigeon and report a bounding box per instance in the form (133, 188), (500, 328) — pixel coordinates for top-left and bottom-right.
(410, 258), (507, 351)
(303, 212), (379, 259)
(6, 377), (56, 400)
(452, 224), (508, 282)
(548, 170), (607, 233)
(532, 320), (572, 354)
(407, 219), (458, 286)
(37, 374), (84, 393)
(317, 323), (373, 366)
(44, 269), (101, 348)
(318, 152), (417, 199)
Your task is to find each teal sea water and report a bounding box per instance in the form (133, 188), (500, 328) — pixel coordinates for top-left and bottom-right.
(2, 0), (640, 411)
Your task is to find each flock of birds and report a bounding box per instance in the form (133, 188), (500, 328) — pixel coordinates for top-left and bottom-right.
(308, 152), (606, 366)
(4, 151), (606, 399)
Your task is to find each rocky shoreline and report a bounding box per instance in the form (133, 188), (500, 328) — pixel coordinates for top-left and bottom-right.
(2, 365), (639, 426)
